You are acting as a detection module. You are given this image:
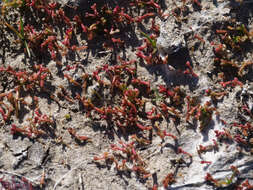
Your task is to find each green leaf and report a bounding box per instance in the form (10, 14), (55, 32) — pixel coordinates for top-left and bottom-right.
(24, 40), (31, 58)
(19, 18), (24, 39)
(153, 88), (162, 102)
(225, 177), (232, 185)
(19, 18), (31, 57)
(139, 30), (157, 53)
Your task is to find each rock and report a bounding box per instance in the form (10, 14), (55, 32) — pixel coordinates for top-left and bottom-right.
(5, 133), (31, 169)
(57, 0), (106, 10)
(6, 136), (32, 156)
(156, 16), (186, 58)
(0, 146), (3, 158)
(157, 2), (230, 59)
(239, 160), (253, 179)
(250, 138), (253, 145)
(0, 146), (4, 168)
(13, 151), (28, 169)
(28, 142), (48, 166)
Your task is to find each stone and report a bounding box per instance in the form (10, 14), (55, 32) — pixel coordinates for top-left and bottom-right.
(157, 2), (230, 59)
(57, 0), (106, 10)
(156, 16), (186, 58)
(28, 142), (48, 166)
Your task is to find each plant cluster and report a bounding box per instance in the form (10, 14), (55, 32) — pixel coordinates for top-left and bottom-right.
(0, 175), (33, 190)
(0, 65), (51, 123)
(93, 140), (151, 179)
(186, 96), (217, 132)
(212, 22), (253, 84)
(204, 165), (253, 189)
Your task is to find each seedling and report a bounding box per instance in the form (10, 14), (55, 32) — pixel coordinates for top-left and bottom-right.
(220, 77), (243, 88)
(205, 89), (227, 101)
(131, 135), (151, 146)
(197, 139), (218, 156)
(163, 173), (176, 188)
(68, 128), (92, 143)
(135, 13), (155, 23)
(184, 61), (198, 78)
(200, 160), (212, 165)
(197, 101), (216, 132)
(205, 173), (219, 187)
(238, 61), (253, 76)
(214, 129), (233, 142)
(94, 141), (150, 179)
(146, 107), (162, 121)
(177, 147), (192, 157)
